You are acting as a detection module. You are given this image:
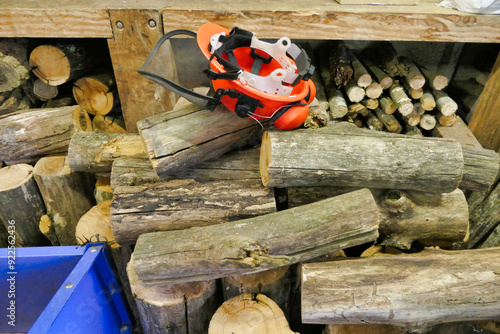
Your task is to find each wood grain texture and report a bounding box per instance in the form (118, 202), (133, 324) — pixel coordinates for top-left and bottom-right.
(108, 9), (178, 132)
(301, 247), (500, 326)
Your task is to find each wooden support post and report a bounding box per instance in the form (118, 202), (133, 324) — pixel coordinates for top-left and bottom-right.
(108, 9), (178, 132)
(301, 247), (500, 327)
(132, 189), (379, 285)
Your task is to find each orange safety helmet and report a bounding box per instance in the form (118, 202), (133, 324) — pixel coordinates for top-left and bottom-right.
(139, 23), (316, 130)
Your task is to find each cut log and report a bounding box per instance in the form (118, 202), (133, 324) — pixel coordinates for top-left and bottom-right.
(72, 107), (92, 132)
(419, 113), (437, 131)
(435, 111), (458, 127)
(132, 188), (379, 285)
(301, 247), (500, 326)
(389, 82), (413, 116)
(361, 98), (379, 110)
(304, 97), (330, 128)
(352, 55), (372, 88)
(137, 104), (262, 178)
(420, 91), (436, 111)
(372, 42), (407, 78)
(0, 105), (78, 163)
(318, 51), (348, 119)
(345, 79), (365, 103)
(0, 164), (48, 246)
(374, 108), (402, 133)
(0, 39), (30, 93)
(412, 102), (426, 116)
(401, 79), (423, 100)
(378, 96), (397, 115)
(33, 155), (95, 245)
(433, 90), (458, 116)
(29, 42), (102, 86)
(33, 78), (58, 101)
(260, 127), (463, 193)
(128, 259), (218, 334)
(401, 57), (425, 90)
(94, 176), (113, 204)
(460, 146), (499, 193)
(365, 112), (384, 131)
(404, 125), (423, 137)
(111, 178), (276, 245)
(365, 82), (383, 99)
(209, 293), (296, 334)
(222, 266), (292, 314)
(374, 189), (468, 250)
(0, 87), (25, 114)
(348, 103), (369, 118)
(92, 114), (127, 133)
(400, 112), (421, 127)
(39, 214), (60, 246)
(68, 132), (147, 175)
(72, 73), (116, 116)
(360, 57), (393, 90)
(326, 41), (353, 87)
(420, 67), (449, 90)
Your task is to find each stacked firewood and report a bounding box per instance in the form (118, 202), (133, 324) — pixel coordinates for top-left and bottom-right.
(305, 41), (463, 138)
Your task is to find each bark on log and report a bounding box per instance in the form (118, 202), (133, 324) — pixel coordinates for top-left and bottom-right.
(39, 214), (60, 246)
(352, 55), (372, 88)
(94, 176), (113, 204)
(132, 189), (379, 285)
(420, 91), (436, 111)
(318, 50), (347, 119)
(404, 125), (423, 137)
(400, 112), (421, 127)
(345, 79), (365, 103)
(72, 73), (116, 116)
(360, 57), (393, 90)
(0, 87), (26, 115)
(325, 41), (353, 87)
(389, 82), (413, 116)
(401, 57), (425, 90)
(0, 39), (30, 93)
(366, 112), (384, 131)
(433, 90), (458, 116)
(0, 164), (49, 246)
(222, 266), (292, 315)
(378, 96), (397, 115)
(304, 98), (330, 128)
(137, 104), (262, 178)
(372, 42), (408, 78)
(301, 247), (500, 327)
(128, 260), (218, 334)
(33, 155), (95, 245)
(348, 103), (369, 118)
(402, 80), (423, 100)
(374, 189), (469, 250)
(92, 114), (127, 133)
(111, 178), (276, 245)
(420, 67), (449, 91)
(374, 108), (402, 133)
(209, 293), (296, 334)
(0, 105), (78, 163)
(260, 127), (463, 193)
(68, 132), (147, 175)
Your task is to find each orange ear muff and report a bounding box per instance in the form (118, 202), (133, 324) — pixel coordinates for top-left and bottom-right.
(273, 100), (309, 130)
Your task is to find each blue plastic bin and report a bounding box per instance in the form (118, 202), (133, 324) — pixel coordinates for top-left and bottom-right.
(0, 243), (132, 334)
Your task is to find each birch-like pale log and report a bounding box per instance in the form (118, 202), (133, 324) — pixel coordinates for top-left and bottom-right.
(301, 247), (500, 326)
(360, 57), (393, 90)
(260, 127), (463, 193)
(352, 55), (372, 88)
(420, 91), (436, 111)
(138, 104), (262, 178)
(345, 79), (365, 103)
(401, 57), (425, 90)
(433, 90), (458, 116)
(132, 189), (380, 285)
(389, 82), (413, 116)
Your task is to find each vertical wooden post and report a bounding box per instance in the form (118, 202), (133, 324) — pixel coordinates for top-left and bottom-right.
(107, 9), (178, 132)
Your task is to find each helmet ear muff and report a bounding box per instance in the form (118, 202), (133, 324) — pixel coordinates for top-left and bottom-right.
(272, 100), (309, 130)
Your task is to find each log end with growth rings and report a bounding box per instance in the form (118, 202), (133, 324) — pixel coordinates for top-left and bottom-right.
(260, 132), (271, 187)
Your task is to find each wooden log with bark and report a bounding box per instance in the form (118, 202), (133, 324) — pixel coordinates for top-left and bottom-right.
(0, 164), (49, 246)
(39, 214), (60, 246)
(420, 91), (436, 111)
(209, 293), (296, 334)
(323, 324), (406, 334)
(372, 42), (407, 78)
(137, 104), (262, 178)
(222, 266), (292, 314)
(345, 79), (365, 103)
(419, 113), (437, 131)
(68, 132), (147, 175)
(365, 82), (383, 100)
(304, 57), (330, 128)
(72, 73), (116, 116)
(360, 57), (393, 90)
(378, 96), (397, 115)
(361, 98), (379, 111)
(94, 176), (113, 204)
(132, 188), (379, 285)
(33, 155), (95, 245)
(72, 107), (92, 132)
(92, 114), (127, 133)
(374, 189), (469, 250)
(420, 67), (449, 91)
(0, 105), (79, 164)
(401, 80), (423, 100)
(33, 78), (58, 101)
(365, 112), (384, 131)
(260, 127), (463, 193)
(325, 41), (353, 87)
(0, 38), (30, 93)
(0, 87), (26, 115)
(374, 108), (402, 133)
(301, 247), (500, 327)
(460, 145), (499, 193)
(435, 111), (458, 127)
(128, 260), (218, 334)
(389, 82), (413, 116)
(318, 49), (347, 119)
(401, 57), (425, 90)
(433, 89), (458, 116)
(352, 55), (372, 88)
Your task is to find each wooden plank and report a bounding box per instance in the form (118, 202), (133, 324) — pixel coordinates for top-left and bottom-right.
(469, 52), (500, 151)
(335, 0), (419, 5)
(107, 9), (178, 132)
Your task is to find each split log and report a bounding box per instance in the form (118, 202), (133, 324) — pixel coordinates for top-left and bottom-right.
(304, 97), (330, 128)
(222, 266), (292, 314)
(378, 96), (397, 115)
(433, 90), (458, 116)
(419, 113), (437, 131)
(137, 104), (262, 178)
(39, 214), (60, 246)
(352, 55), (372, 88)
(345, 79), (365, 103)
(0, 39), (30, 93)
(420, 67), (449, 90)
(68, 132), (147, 175)
(132, 188), (380, 285)
(389, 82), (413, 116)
(360, 57), (393, 90)
(401, 57), (425, 90)
(326, 41), (353, 87)
(72, 73), (116, 116)
(72, 107), (92, 132)
(365, 82), (383, 99)
(0, 164), (48, 246)
(372, 42), (407, 78)
(94, 176), (113, 204)
(260, 127), (463, 193)
(111, 178), (276, 245)
(301, 247), (500, 327)
(420, 91), (436, 111)
(365, 112), (384, 131)
(0, 105), (78, 163)
(92, 114), (127, 133)
(33, 78), (58, 101)
(374, 108), (402, 133)
(209, 293), (296, 334)
(33, 155), (95, 245)
(29, 42), (103, 86)
(374, 189), (469, 250)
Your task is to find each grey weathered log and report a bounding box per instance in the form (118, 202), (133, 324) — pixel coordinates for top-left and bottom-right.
(0, 164), (49, 246)
(128, 260), (218, 334)
(132, 188), (379, 285)
(260, 127), (463, 193)
(0, 105), (78, 163)
(325, 41), (353, 87)
(68, 132), (147, 175)
(301, 247), (500, 327)
(138, 104), (262, 178)
(460, 146), (499, 193)
(374, 188), (469, 250)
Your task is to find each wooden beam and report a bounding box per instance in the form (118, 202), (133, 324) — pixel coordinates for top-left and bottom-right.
(469, 52), (500, 151)
(108, 9), (178, 132)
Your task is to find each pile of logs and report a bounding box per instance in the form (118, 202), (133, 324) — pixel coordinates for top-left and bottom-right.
(0, 37), (499, 334)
